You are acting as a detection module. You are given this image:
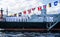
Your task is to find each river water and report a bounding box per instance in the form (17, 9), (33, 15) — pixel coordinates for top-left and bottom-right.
(0, 32), (60, 37)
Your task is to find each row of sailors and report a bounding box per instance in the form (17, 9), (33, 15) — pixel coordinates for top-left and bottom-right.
(5, 16), (30, 22)
(5, 16), (54, 22)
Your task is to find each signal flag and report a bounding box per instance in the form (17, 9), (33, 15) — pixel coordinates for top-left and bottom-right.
(32, 8), (35, 11)
(54, 1), (58, 6)
(23, 11), (26, 15)
(18, 12), (22, 16)
(43, 5), (46, 9)
(14, 14), (17, 16)
(38, 6), (42, 11)
(49, 3), (51, 7)
(27, 9), (31, 14)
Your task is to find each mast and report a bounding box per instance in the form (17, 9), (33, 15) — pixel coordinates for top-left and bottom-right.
(6, 8), (8, 16)
(0, 8), (3, 21)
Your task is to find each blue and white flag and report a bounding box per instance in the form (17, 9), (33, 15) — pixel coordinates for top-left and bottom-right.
(54, 1), (58, 6)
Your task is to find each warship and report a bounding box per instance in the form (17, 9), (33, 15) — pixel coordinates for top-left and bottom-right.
(0, 7), (60, 32)
(0, 0), (60, 32)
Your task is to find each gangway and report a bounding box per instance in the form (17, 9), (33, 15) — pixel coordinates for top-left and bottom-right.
(47, 14), (60, 31)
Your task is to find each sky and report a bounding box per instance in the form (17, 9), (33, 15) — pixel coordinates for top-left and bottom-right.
(0, 0), (60, 15)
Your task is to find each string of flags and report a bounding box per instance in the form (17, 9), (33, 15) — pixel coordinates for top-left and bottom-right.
(22, 1), (59, 15)
(9, 1), (59, 17)
(48, 1), (58, 8)
(22, 6), (43, 15)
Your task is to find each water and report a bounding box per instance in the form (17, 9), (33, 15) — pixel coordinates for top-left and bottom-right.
(0, 32), (60, 37)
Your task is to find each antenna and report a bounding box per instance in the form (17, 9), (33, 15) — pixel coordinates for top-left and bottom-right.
(6, 8), (8, 16)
